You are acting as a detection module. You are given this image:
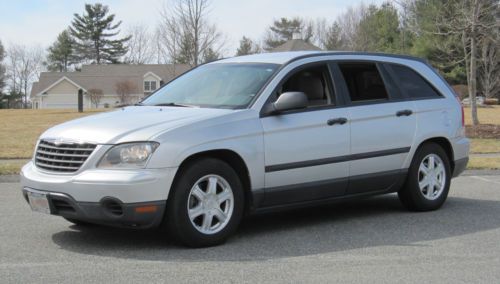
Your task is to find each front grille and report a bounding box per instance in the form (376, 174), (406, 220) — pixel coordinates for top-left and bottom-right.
(35, 139), (96, 173)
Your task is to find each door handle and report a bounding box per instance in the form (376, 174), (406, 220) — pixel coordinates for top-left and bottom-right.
(327, 117), (348, 126)
(396, 109), (413, 117)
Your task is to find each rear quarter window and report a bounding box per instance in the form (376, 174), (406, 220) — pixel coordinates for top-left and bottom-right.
(388, 64), (442, 99)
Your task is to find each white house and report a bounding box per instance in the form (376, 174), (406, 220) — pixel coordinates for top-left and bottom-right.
(30, 64), (190, 109)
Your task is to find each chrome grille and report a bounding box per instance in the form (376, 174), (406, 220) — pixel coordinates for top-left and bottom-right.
(35, 140), (96, 173)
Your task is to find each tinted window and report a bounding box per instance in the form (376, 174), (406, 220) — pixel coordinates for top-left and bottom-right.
(338, 63), (389, 102)
(142, 63), (279, 109)
(389, 64), (441, 98)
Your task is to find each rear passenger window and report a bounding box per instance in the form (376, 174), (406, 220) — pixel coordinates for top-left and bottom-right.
(389, 64), (441, 98)
(338, 63), (389, 102)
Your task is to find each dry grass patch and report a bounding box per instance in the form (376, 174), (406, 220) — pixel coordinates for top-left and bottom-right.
(468, 157), (500, 170)
(464, 106), (500, 125)
(0, 161), (27, 175)
(0, 109), (106, 159)
(470, 139), (500, 154)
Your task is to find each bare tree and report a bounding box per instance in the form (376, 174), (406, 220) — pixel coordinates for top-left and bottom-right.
(0, 40), (6, 92)
(87, 88), (104, 108)
(335, 4), (369, 51)
(479, 30), (499, 99)
(6, 44), (44, 108)
(458, 0), (498, 125)
(124, 24), (154, 64)
(157, 0), (224, 66)
(115, 80), (137, 105)
(408, 0), (499, 125)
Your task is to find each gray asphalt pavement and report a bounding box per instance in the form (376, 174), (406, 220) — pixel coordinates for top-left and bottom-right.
(1, 175), (500, 283)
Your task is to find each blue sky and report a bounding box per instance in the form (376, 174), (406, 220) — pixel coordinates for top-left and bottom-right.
(0, 0), (386, 53)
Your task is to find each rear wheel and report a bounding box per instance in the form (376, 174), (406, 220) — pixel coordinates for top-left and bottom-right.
(398, 143), (451, 211)
(163, 158), (244, 247)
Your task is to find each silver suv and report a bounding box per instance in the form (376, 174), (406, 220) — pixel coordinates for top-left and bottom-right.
(21, 51), (469, 247)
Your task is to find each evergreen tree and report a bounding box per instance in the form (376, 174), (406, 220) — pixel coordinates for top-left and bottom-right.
(264, 17), (313, 50)
(357, 3), (401, 53)
(236, 36), (260, 56)
(173, 35), (194, 65)
(202, 48), (220, 63)
(407, 0), (466, 84)
(70, 3), (130, 64)
(323, 23), (344, 50)
(46, 30), (77, 72)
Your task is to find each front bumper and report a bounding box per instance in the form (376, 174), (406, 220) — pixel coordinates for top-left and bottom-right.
(22, 187), (165, 228)
(20, 161), (179, 228)
(20, 161), (177, 203)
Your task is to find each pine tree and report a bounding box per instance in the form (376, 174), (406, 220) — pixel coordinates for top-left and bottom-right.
(264, 17), (313, 50)
(236, 37), (260, 56)
(202, 48), (220, 63)
(46, 30), (77, 72)
(70, 3), (130, 64)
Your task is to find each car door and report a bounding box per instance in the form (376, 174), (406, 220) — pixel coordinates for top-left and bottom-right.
(334, 61), (417, 194)
(259, 62), (351, 207)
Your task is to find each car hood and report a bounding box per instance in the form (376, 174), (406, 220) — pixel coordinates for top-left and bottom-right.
(40, 106), (234, 144)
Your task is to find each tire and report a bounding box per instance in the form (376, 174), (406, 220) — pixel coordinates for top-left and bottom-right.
(163, 158), (244, 247)
(63, 217), (95, 226)
(398, 142), (451, 211)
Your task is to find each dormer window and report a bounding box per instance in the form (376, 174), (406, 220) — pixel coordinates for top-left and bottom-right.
(144, 80), (157, 92)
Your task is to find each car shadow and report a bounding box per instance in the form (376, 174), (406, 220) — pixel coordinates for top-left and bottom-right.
(51, 194), (500, 262)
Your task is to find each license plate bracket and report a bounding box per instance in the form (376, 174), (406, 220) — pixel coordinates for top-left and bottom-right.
(27, 190), (51, 214)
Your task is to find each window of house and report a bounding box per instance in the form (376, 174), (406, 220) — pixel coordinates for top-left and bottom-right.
(388, 64), (441, 99)
(144, 80), (158, 92)
(278, 64), (334, 107)
(338, 63), (389, 102)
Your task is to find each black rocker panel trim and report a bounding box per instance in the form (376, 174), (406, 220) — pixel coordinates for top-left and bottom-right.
(265, 147), (411, 173)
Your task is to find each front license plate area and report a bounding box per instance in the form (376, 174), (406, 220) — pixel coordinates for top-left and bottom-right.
(27, 191), (51, 214)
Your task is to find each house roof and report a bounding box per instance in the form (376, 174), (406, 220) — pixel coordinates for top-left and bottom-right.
(271, 39), (322, 52)
(31, 64), (191, 97)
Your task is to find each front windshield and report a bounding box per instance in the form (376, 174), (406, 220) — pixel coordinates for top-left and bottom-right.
(141, 63), (279, 109)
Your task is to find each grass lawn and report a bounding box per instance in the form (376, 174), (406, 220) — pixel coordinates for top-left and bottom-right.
(0, 109), (106, 159)
(464, 106), (500, 125)
(0, 107), (498, 175)
(470, 139), (500, 154)
(468, 157), (500, 170)
(0, 161), (27, 175)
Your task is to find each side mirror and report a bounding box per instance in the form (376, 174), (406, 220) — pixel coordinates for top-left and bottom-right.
(269, 92), (308, 114)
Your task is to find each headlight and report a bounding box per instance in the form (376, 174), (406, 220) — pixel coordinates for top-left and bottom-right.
(97, 142), (159, 169)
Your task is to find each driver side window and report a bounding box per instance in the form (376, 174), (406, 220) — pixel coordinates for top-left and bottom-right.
(277, 64), (335, 108)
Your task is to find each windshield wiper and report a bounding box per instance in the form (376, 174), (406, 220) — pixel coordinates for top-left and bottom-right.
(153, 102), (194, 107)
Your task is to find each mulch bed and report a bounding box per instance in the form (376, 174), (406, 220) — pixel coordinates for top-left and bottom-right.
(466, 124), (500, 139)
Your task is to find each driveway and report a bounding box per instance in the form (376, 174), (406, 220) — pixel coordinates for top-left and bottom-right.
(1, 174), (500, 283)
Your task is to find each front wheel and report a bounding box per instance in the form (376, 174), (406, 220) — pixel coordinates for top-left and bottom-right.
(163, 158), (244, 247)
(398, 143), (451, 211)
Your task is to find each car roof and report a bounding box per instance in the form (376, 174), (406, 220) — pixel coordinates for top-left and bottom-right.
(214, 51), (427, 65)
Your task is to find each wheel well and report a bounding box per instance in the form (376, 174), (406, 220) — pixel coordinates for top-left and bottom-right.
(418, 137), (455, 171)
(175, 149), (253, 212)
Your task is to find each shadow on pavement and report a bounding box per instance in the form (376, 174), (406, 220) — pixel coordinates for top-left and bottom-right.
(51, 195), (500, 261)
